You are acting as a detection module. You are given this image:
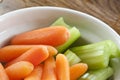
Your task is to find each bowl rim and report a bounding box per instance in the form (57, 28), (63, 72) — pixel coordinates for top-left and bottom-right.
(0, 6), (120, 45)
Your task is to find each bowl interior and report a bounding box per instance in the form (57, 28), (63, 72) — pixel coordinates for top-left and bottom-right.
(0, 7), (120, 47)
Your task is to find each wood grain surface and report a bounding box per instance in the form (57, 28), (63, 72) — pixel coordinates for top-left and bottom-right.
(0, 0), (120, 34)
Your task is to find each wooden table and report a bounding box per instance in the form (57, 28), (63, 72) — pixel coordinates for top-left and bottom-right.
(0, 0), (120, 34)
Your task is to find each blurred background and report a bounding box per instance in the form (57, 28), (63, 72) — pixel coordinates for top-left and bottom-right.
(0, 0), (120, 34)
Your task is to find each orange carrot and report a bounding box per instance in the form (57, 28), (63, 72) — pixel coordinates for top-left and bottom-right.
(5, 61), (34, 80)
(56, 54), (70, 80)
(11, 26), (70, 46)
(6, 46), (49, 66)
(47, 46), (58, 56)
(41, 57), (56, 80)
(70, 63), (88, 80)
(0, 45), (31, 62)
(24, 64), (43, 80)
(0, 63), (9, 80)
(0, 45), (57, 62)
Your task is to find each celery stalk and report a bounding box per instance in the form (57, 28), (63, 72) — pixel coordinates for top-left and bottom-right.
(64, 49), (81, 66)
(52, 17), (71, 29)
(79, 67), (113, 80)
(110, 58), (120, 80)
(106, 40), (119, 58)
(70, 40), (112, 70)
(52, 17), (80, 52)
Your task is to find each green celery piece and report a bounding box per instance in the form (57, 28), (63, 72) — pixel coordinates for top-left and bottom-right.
(110, 58), (120, 80)
(106, 40), (120, 58)
(79, 67), (113, 80)
(70, 40), (112, 70)
(52, 17), (80, 52)
(64, 49), (81, 66)
(52, 17), (71, 28)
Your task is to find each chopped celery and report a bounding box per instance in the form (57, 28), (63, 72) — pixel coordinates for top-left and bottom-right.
(106, 40), (119, 58)
(52, 17), (71, 29)
(64, 49), (81, 66)
(110, 58), (120, 80)
(79, 67), (113, 80)
(52, 17), (80, 52)
(70, 40), (112, 70)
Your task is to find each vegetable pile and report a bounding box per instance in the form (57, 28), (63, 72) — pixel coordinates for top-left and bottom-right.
(0, 17), (119, 80)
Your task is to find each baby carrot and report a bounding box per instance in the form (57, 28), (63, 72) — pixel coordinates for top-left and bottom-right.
(70, 63), (88, 80)
(5, 61), (34, 80)
(0, 63), (9, 80)
(11, 26), (70, 46)
(56, 54), (70, 80)
(0, 45), (57, 62)
(6, 46), (49, 66)
(0, 45), (32, 62)
(47, 46), (58, 56)
(24, 64), (43, 80)
(41, 57), (56, 80)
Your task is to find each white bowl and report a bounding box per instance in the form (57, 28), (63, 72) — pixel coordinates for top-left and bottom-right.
(0, 6), (119, 79)
(0, 6), (120, 48)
